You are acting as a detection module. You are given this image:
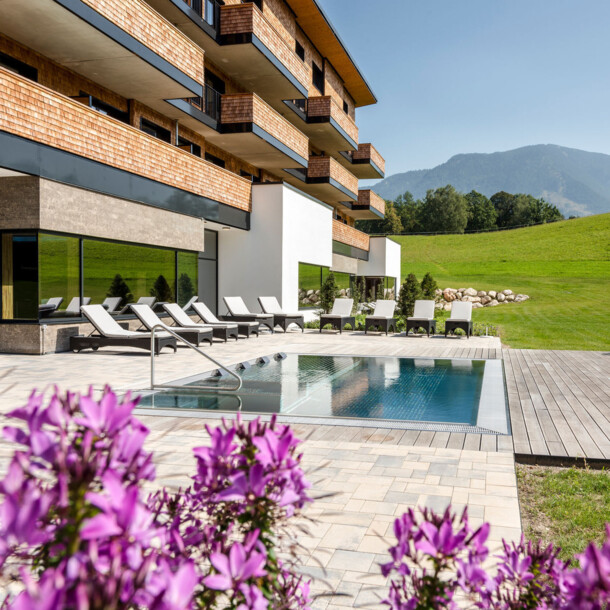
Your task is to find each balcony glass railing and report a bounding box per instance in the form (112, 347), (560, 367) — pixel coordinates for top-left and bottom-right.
(181, 0), (220, 27)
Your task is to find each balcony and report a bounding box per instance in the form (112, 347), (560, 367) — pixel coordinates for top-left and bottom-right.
(284, 96), (359, 153)
(338, 143), (386, 179)
(306, 156), (359, 206)
(0, 69), (252, 212)
(0, 0), (204, 109)
(332, 220), (370, 259)
(204, 93), (308, 183)
(344, 190), (386, 220)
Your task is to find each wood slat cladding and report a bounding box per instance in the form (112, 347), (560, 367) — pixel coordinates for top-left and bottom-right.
(353, 143), (386, 174)
(332, 219), (370, 251)
(358, 189), (386, 215)
(307, 96), (358, 145)
(0, 68), (252, 211)
(308, 156), (358, 197)
(220, 3), (309, 91)
(221, 93), (309, 160)
(81, 0), (204, 84)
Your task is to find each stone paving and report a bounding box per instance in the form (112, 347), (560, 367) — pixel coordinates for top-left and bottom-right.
(0, 330), (519, 608)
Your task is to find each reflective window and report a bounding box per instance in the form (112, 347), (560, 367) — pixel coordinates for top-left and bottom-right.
(177, 251), (198, 307)
(1, 234), (38, 320)
(299, 263), (324, 308)
(39, 233), (80, 317)
(83, 240), (175, 307)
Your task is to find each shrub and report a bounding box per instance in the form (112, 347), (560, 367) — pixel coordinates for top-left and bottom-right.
(177, 273), (195, 307)
(319, 271), (337, 314)
(420, 272), (438, 300)
(106, 273), (133, 304)
(150, 274), (173, 302)
(397, 273), (421, 319)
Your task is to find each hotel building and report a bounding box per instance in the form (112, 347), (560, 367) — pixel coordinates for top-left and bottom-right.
(0, 0), (400, 353)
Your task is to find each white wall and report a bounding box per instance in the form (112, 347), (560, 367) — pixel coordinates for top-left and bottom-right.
(217, 183), (332, 315)
(358, 237), (401, 288)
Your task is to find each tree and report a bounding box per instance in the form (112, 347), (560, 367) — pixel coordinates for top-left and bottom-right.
(417, 185), (468, 233)
(397, 273), (421, 319)
(106, 274), (133, 304)
(382, 203), (403, 234)
(319, 271), (337, 314)
(351, 276), (364, 314)
(394, 191), (422, 233)
(420, 272), (438, 300)
(150, 274), (173, 302)
(177, 273), (195, 307)
(490, 191), (517, 228)
(465, 190), (496, 231)
(375, 280), (385, 302)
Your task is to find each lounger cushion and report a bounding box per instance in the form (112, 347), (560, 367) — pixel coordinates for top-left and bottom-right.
(412, 300), (435, 320)
(330, 298), (353, 316)
(81, 305), (171, 339)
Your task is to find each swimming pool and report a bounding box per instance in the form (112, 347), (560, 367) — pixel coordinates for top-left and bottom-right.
(138, 354), (510, 434)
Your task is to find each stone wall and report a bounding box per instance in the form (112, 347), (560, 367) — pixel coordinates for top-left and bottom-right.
(435, 287), (530, 310)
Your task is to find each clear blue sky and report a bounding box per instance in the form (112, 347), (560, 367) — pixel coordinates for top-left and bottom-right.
(318, 0), (610, 177)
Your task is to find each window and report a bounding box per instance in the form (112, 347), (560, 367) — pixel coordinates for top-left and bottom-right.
(298, 263), (353, 308)
(140, 118), (172, 143)
(295, 40), (305, 62)
(205, 152), (226, 168)
(243, 0), (263, 10)
(240, 169), (260, 182)
(0, 52), (37, 82)
(312, 62), (324, 94)
(343, 100), (349, 114)
(205, 72), (226, 94)
(177, 136), (201, 157)
(83, 240), (176, 306)
(39, 234), (80, 318)
(198, 229), (218, 313)
(75, 92), (128, 123)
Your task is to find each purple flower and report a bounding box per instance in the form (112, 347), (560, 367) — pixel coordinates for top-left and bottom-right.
(203, 538), (267, 591)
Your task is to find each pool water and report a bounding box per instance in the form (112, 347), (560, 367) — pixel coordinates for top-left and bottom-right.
(138, 354), (509, 433)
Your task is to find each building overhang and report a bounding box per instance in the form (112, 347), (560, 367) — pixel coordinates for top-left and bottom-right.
(305, 179), (358, 206)
(0, 0), (203, 104)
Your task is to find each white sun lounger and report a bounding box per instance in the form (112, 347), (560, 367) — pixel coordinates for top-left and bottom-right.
(319, 298), (355, 333)
(223, 297), (274, 332)
(365, 300), (397, 335)
(406, 300), (436, 337)
(258, 296), (304, 332)
(445, 301), (473, 338)
(192, 301), (259, 338)
(163, 303), (238, 342)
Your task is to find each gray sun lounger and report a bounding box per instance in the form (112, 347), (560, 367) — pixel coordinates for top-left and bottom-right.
(365, 300), (398, 335)
(131, 304), (213, 347)
(445, 301), (473, 338)
(115, 296), (157, 316)
(65, 296), (91, 315)
(191, 301), (259, 338)
(181, 295), (199, 313)
(320, 298), (355, 333)
(163, 303), (238, 343)
(71, 305), (177, 354)
(258, 296), (304, 332)
(406, 300), (436, 337)
(102, 297), (122, 313)
(39, 297), (63, 317)
(223, 297), (274, 332)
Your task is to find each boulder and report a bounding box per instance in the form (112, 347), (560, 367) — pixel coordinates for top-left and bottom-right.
(472, 302), (483, 309)
(481, 296), (492, 305)
(435, 289), (443, 296)
(466, 296), (481, 303)
(503, 289), (513, 296)
(456, 292), (463, 300)
(477, 291), (487, 297)
(443, 289), (456, 302)
(461, 296), (470, 302)
(506, 294), (515, 302)
(488, 290), (497, 299)
(339, 289), (346, 296)
(458, 288), (466, 292)
(464, 287), (478, 297)
(435, 302), (444, 310)
(488, 299), (499, 307)
(306, 289), (314, 296)
(497, 293), (506, 302)
(444, 303), (452, 311)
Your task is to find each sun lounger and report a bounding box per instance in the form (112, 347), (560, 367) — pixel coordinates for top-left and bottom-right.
(102, 297), (122, 313)
(181, 295), (199, 313)
(114, 296), (157, 316)
(65, 297), (91, 315)
(406, 300), (436, 337)
(163, 303), (238, 343)
(319, 298), (355, 333)
(257, 296), (304, 332)
(223, 297), (274, 332)
(39, 297), (63, 317)
(365, 300), (398, 335)
(131, 303), (213, 347)
(191, 302), (259, 338)
(71, 305), (177, 354)
(445, 301), (473, 339)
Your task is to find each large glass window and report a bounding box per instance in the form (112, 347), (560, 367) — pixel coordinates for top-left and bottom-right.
(39, 234), (80, 317)
(334, 272), (351, 298)
(1, 234), (38, 320)
(198, 229), (218, 314)
(177, 251), (198, 307)
(298, 263), (323, 308)
(83, 240), (175, 307)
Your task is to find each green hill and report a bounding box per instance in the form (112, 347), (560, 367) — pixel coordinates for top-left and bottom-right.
(375, 145), (610, 217)
(391, 214), (610, 350)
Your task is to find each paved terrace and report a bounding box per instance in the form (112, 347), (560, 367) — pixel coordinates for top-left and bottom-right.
(0, 331), (607, 608)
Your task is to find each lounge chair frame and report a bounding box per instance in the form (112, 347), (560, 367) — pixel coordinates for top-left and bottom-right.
(320, 298), (355, 333)
(70, 334), (177, 354)
(406, 319), (437, 337)
(365, 317), (398, 335)
(445, 320), (473, 338)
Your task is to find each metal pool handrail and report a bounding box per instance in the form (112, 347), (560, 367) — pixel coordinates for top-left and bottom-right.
(150, 324), (243, 392)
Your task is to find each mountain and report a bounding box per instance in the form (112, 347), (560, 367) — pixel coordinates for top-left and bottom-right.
(373, 144), (610, 217)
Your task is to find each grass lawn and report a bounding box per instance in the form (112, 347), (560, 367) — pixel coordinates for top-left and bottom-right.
(391, 214), (610, 350)
(516, 464), (610, 561)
